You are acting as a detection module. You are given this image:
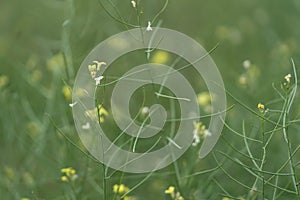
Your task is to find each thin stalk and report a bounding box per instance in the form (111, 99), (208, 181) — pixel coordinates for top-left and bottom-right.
(282, 59), (299, 196)
(260, 113), (266, 199)
(283, 100), (299, 195)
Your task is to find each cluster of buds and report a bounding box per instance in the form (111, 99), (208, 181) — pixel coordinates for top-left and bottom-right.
(192, 121), (211, 146)
(113, 184), (135, 200)
(61, 167), (78, 182)
(88, 61), (106, 86)
(257, 103), (269, 114)
(165, 186), (184, 200)
(282, 73), (292, 91)
(88, 61), (106, 78)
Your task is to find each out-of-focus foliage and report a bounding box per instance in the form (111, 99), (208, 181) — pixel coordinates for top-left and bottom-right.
(1, 0), (300, 199)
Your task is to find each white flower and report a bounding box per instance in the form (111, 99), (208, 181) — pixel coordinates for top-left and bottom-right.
(284, 74), (291, 83)
(146, 21), (152, 31)
(141, 106), (150, 115)
(94, 76), (104, 85)
(131, 0), (136, 8)
(82, 122), (90, 130)
(204, 129), (212, 137)
(192, 134), (200, 146)
(242, 59), (251, 69)
(192, 121), (211, 146)
(69, 102), (77, 107)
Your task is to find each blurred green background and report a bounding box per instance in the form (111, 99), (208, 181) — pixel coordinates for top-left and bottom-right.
(1, 0), (300, 199)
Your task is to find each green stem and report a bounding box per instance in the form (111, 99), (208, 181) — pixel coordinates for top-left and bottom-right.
(95, 102), (107, 200)
(102, 163), (107, 200)
(261, 115), (265, 199)
(283, 100), (299, 196)
(135, 1), (145, 45)
(69, 181), (78, 200)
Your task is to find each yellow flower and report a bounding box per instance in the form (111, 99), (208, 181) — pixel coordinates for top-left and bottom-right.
(98, 105), (109, 123)
(47, 53), (64, 72)
(119, 184), (128, 193)
(238, 74), (247, 86)
(165, 186), (175, 198)
(175, 192), (184, 200)
(113, 184), (119, 193)
(26, 122), (40, 138)
(98, 105), (108, 115)
(22, 172), (34, 187)
(61, 167), (76, 176)
(257, 103), (265, 110)
(85, 105), (108, 123)
(222, 197), (231, 200)
(21, 198), (30, 200)
(197, 92), (212, 113)
(70, 169), (76, 175)
(88, 64), (97, 72)
(4, 166), (15, 180)
(151, 50), (170, 64)
(124, 196), (136, 200)
(61, 167), (77, 182)
(62, 86), (72, 101)
(113, 184), (130, 194)
(165, 186), (184, 200)
(94, 61), (106, 71)
(0, 75), (9, 89)
(88, 61), (106, 78)
(61, 176), (68, 182)
(165, 186), (175, 194)
(197, 92), (211, 106)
